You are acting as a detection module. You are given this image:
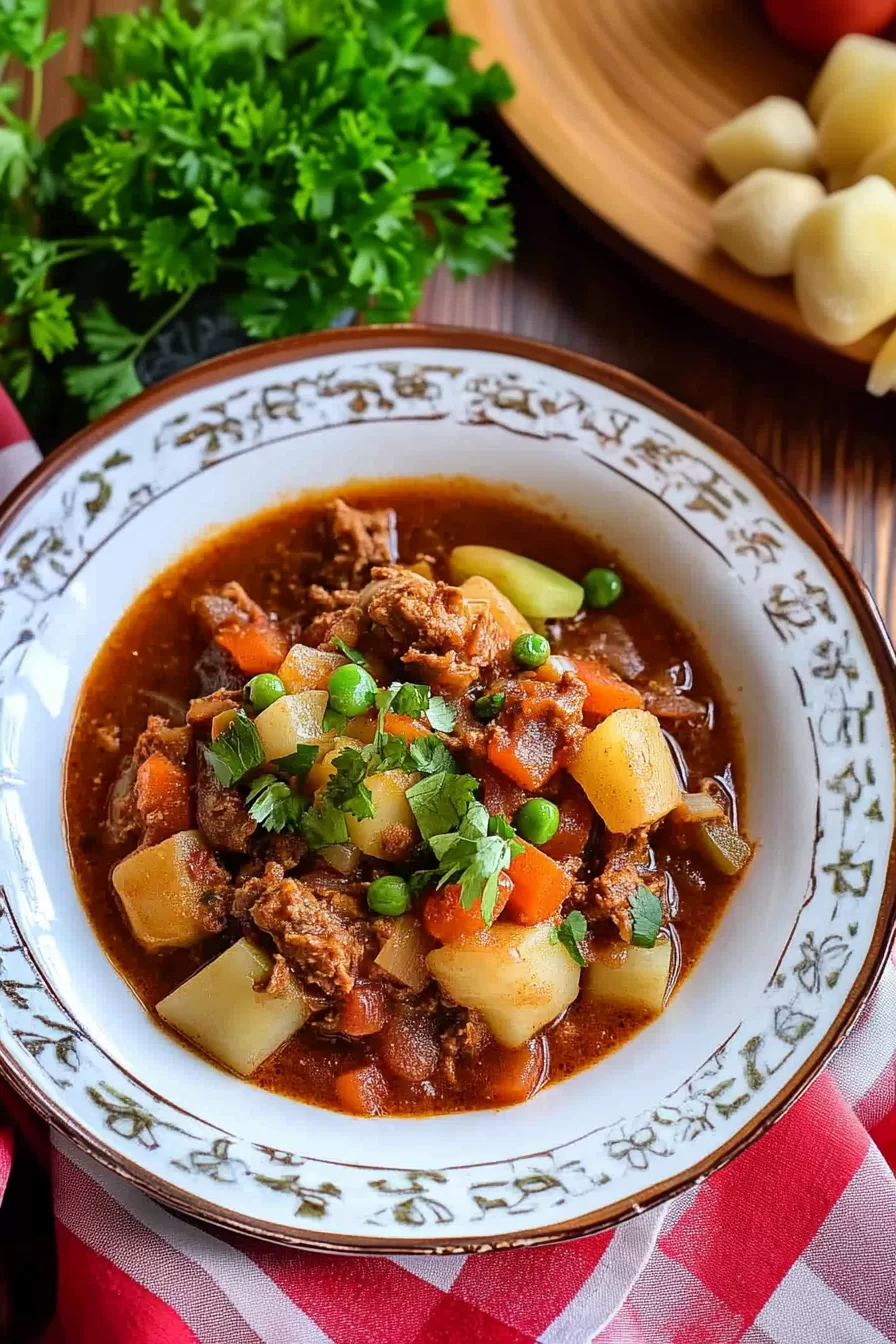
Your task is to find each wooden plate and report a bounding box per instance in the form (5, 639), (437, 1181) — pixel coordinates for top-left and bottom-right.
(450, 0), (889, 373)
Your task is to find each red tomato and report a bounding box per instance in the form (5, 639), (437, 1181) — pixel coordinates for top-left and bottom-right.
(764, 0), (896, 54)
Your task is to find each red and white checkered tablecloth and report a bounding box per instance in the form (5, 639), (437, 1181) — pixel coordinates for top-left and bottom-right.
(0, 388), (894, 1343)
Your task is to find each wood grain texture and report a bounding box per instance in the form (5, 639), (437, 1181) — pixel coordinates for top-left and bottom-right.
(449, 0), (896, 372)
(36, 1), (896, 636)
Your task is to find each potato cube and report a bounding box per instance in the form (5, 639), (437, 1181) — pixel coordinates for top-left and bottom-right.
(866, 325), (896, 396)
(306, 736), (363, 794)
(347, 769), (420, 859)
(211, 708), (237, 739)
(460, 575), (531, 643)
(712, 169), (825, 277)
(254, 690), (329, 761)
(584, 940), (672, 1016)
(568, 708), (681, 833)
(157, 938), (309, 1075)
(808, 34), (896, 122)
(112, 830), (220, 950)
(793, 176), (896, 345)
(705, 97), (817, 184)
(279, 643), (345, 693)
(817, 72), (896, 172)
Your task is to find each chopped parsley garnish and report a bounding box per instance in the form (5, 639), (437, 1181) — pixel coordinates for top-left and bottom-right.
(407, 735), (457, 776)
(390, 682), (430, 718)
(203, 709), (264, 787)
(426, 696), (457, 733)
(301, 799), (349, 850)
(551, 911), (588, 966)
(332, 637), (366, 666)
(325, 747), (375, 820)
(322, 705), (349, 735)
(406, 771), (480, 842)
(427, 802), (522, 923)
(629, 884), (663, 948)
(272, 743), (318, 781)
(246, 774), (308, 833)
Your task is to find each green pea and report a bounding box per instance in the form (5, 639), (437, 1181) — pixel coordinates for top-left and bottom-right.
(473, 691), (506, 722)
(244, 673), (286, 711)
(511, 632), (551, 669)
(515, 797), (560, 846)
(367, 874), (410, 917)
(327, 662), (377, 717)
(583, 567), (623, 609)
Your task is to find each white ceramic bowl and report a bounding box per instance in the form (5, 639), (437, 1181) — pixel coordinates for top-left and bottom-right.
(0, 327), (894, 1252)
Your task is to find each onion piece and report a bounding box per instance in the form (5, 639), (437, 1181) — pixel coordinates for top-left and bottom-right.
(374, 914), (435, 992)
(675, 791), (726, 824)
(320, 842), (360, 875)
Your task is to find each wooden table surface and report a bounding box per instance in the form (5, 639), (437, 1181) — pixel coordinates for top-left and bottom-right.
(37, 1), (896, 636)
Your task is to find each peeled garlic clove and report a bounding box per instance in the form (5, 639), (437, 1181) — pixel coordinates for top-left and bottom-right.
(817, 72), (896, 172)
(808, 34), (896, 123)
(712, 169), (826, 277)
(793, 176), (896, 346)
(856, 136), (896, 189)
(705, 97), (817, 185)
(866, 326), (896, 396)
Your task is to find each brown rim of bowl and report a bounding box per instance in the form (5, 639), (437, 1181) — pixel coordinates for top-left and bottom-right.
(0, 323), (894, 1254)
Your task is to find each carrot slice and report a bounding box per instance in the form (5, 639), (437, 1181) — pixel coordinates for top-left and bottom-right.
(134, 753), (191, 843)
(487, 719), (559, 791)
(540, 791), (594, 861)
(487, 1037), (547, 1106)
(334, 1063), (389, 1116)
(382, 713), (430, 743)
(215, 623), (290, 675)
(571, 657), (643, 718)
(505, 840), (571, 925)
(336, 983), (387, 1037)
(422, 875), (512, 943)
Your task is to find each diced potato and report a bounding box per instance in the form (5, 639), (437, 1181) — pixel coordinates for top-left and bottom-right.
(793, 176), (896, 345)
(817, 73), (896, 172)
(460, 575), (532, 643)
(406, 559), (433, 580)
(211, 708), (237, 740)
(305, 736), (363, 794)
(255, 690), (329, 761)
(449, 545), (583, 619)
(808, 34), (896, 123)
(157, 938), (309, 1075)
(345, 712), (377, 744)
(867, 324), (896, 396)
(856, 136), (896, 189)
(375, 914), (436, 992)
(279, 643), (345, 693)
(705, 97), (817, 184)
(584, 939), (672, 1016)
(427, 922), (580, 1049)
(568, 708), (681, 833)
(712, 169), (825, 277)
(112, 830), (219, 951)
(346, 769), (420, 859)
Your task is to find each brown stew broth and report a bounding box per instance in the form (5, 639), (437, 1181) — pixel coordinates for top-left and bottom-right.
(64, 480), (745, 1114)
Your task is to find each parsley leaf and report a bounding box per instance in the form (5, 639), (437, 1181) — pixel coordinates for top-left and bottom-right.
(64, 357), (142, 421)
(301, 800), (350, 851)
(407, 735), (457, 776)
(332, 637), (366, 666)
(390, 682), (430, 718)
(324, 746), (375, 821)
(322, 705), (349, 735)
(629, 885), (664, 948)
(429, 823), (516, 924)
(426, 696), (458, 732)
(246, 774), (307, 833)
(406, 771), (479, 842)
(203, 709), (264, 787)
(551, 911), (588, 967)
(272, 743), (318, 781)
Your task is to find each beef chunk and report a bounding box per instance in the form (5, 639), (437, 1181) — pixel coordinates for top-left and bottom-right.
(106, 717), (192, 846)
(187, 688), (242, 729)
(194, 642), (243, 695)
(195, 751), (256, 852)
(302, 602), (366, 651)
(439, 1008), (491, 1088)
(565, 614), (645, 681)
(133, 716), (192, 768)
(593, 829), (666, 940)
(361, 565), (504, 695)
(641, 679), (705, 722)
(315, 498), (396, 590)
(248, 863), (371, 997)
(192, 581), (266, 639)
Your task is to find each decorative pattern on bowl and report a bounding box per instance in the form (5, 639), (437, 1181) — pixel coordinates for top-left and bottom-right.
(0, 334), (893, 1251)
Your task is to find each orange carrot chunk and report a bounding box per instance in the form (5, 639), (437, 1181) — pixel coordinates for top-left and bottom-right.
(215, 622), (290, 676)
(487, 1037), (547, 1106)
(422, 875), (513, 943)
(505, 840), (571, 925)
(540, 790), (594, 861)
(571, 657), (644, 718)
(334, 1063), (390, 1116)
(134, 753), (191, 844)
(382, 713), (430, 743)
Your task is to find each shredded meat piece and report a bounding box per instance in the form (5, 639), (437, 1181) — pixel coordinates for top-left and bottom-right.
(106, 716), (193, 845)
(248, 863), (371, 997)
(255, 832), (308, 871)
(562, 613), (645, 681)
(378, 823), (417, 863)
(192, 581), (266, 639)
(263, 953), (295, 997)
(642, 681), (706, 721)
(593, 829), (665, 940)
(195, 751), (256, 852)
(314, 498), (397, 590)
(193, 642), (243, 695)
(187, 689), (242, 728)
(362, 565), (503, 694)
(133, 716), (192, 768)
(439, 1008), (491, 1088)
(303, 602), (366, 651)
(306, 584), (360, 614)
(95, 722), (120, 753)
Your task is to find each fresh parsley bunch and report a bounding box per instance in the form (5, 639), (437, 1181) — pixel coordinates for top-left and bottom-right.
(0, 0), (514, 421)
